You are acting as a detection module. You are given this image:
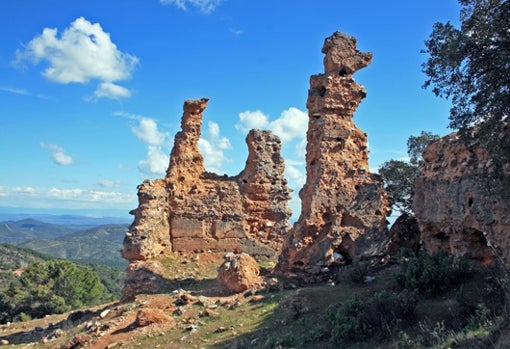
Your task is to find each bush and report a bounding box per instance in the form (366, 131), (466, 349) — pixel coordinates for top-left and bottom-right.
(324, 290), (417, 345)
(396, 250), (470, 296)
(344, 260), (372, 284)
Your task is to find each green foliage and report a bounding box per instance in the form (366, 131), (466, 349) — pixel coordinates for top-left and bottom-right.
(0, 259), (108, 323)
(407, 131), (440, 167)
(265, 332), (296, 347)
(423, 0), (510, 180)
(396, 250), (470, 296)
(379, 131), (439, 214)
(379, 160), (420, 214)
(0, 243), (53, 269)
(423, 0), (510, 131)
(344, 260), (372, 285)
(88, 263), (125, 299)
(322, 290), (417, 346)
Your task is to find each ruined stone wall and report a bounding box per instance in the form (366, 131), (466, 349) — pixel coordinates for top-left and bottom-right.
(122, 98), (291, 264)
(413, 130), (510, 265)
(278, 32), (392, 277)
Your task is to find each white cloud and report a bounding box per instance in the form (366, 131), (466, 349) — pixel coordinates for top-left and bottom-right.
(131, 118), (170, 175)
(96, 179), (122, 188)
(0, 86), (49, 99)
(48, 188), (133, 204)
(229, 28), (244, 35)
(235, 107), (308, 142)
(40, 142), (74, 165)
(295, 137), (307, 159)
(93, 82), (133, 100)
(160, 0), (222, 13)
(138, 146), (169, 174)
(15, 17), (138, 99)
(285, 165), (306, 189)
(199, 121), (232, 173)
(132, 118), (167, 146)
(236, 110), (269, 133)
(0, 86), (29, 95)
(0, 185), (135, 209)
(268, 107), (308, 142)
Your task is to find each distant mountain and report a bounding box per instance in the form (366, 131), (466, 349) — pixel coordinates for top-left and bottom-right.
(0, 218), (77, 244)
(18, 224), (129, 267)
(0, 212), (132, 229)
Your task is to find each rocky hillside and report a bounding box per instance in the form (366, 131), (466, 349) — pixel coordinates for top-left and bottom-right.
(1, 251), (509, 348)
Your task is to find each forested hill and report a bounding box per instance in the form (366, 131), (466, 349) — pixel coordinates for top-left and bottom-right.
(0, 243), (53, 280)
(0, 218), (129, 267)
(0, 243), (125, 323)
(0, 219), (77, 244)
(19, 224), (129, 267)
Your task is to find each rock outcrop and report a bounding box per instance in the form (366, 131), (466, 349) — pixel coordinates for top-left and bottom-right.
(277, 32), (392, 278)
(121, 98), (291, 299)
(413, 130), (510, 265)
(123, 98), (291, 263)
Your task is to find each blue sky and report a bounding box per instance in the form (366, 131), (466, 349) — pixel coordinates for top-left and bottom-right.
(0, 0), (460, 219)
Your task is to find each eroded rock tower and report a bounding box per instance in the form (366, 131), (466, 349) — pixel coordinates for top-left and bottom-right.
(277, 32), (392, 278)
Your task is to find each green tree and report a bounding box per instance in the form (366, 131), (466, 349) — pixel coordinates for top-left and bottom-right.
(407, 131), (440, 167)
(16, 260), (106, 319)
(379, 132), (439, 214)
(422, 0), (510, 172)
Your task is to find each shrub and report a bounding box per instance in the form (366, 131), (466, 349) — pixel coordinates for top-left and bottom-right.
(324, 290), (417, 345)
(344, 260), (372, 285)
(396, 250), (470, 296)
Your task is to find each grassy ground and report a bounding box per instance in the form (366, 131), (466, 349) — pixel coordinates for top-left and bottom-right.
(1, 252), (509, 349)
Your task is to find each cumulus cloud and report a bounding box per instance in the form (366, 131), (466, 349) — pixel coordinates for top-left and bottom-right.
(235, 107), (307, 142)
(131, 118), (170, 175)
(285, 164), (306, 187)
(132, 118), (167, 146)
(236, 107), (308, 221)
(40, 142), (74, 165)
(138, 146), (169, 174)
(160, 0), (222, 13)
(15, 17), (138, 99)
(199, 121), (232, 173)
(235, 110), (269, 133)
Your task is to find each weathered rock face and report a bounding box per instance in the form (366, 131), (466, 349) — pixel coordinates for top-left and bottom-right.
(277, 32), (392, 277)
(122, 98), (291, 264)
(413, 131), (510, 265)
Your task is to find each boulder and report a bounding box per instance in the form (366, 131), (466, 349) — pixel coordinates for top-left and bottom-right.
(217, 252), (262, 293)
(387, 213), (421, 255)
